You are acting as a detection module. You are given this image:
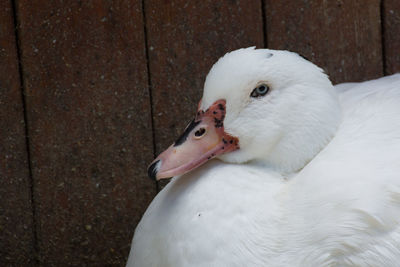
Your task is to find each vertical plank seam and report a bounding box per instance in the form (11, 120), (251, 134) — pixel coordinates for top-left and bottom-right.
(10, 0), (40, 265)
(380, 0), (387, 75)
(141, 0), (159, 192)
(261, 0), (268, 48)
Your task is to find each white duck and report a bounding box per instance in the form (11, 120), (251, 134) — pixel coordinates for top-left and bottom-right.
(127, 47), (400, 267)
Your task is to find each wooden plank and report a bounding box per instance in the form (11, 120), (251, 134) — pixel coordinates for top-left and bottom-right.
(265, 0), (383, 84)
(0, 1), (35, 265)
(145, 1), (264, 157)
(16, 0), (155, 265)
(383, 0), (400, 74)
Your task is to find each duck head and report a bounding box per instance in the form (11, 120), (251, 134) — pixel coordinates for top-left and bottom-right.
(148, 47), (341, 180)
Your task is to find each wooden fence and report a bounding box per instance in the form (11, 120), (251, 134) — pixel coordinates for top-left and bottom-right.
(0, 0), (399, 266)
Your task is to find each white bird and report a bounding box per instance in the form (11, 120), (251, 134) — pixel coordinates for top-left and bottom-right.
(127, 47), (400, 267)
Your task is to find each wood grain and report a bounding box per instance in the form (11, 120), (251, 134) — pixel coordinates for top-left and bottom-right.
(16, 0), (155, 265)
(145, 0), (264, 157)
(3, 0), (399, 265)
(0, 0), (35, 265)
(383, 0), (400, 74)
(265, 0), (383, 84)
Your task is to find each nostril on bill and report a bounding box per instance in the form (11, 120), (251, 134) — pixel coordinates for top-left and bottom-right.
(194, 127), (206, 138)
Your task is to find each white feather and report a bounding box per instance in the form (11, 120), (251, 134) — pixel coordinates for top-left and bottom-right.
(127, 48), (400, 267)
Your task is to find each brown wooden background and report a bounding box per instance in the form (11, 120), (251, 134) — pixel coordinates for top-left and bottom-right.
(1, 0), (399, 266)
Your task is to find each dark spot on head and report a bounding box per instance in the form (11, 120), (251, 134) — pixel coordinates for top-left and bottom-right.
(222, 138), (227, 144)
(229, 140), (233, 144)
(214, 118), (223, 128)
(222, 146), (224, 149)
(213, 111), (217, 114)
(218, 104), (224, 111)
(299, 53), (310, 62)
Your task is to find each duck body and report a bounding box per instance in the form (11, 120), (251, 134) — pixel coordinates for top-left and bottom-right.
(127, 48), (400, 267)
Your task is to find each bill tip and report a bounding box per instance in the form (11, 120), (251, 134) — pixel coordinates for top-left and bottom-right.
(148, 160), (161, 180)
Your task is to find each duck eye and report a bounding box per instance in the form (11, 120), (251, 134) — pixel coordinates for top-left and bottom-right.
(251, 84), (269, 98)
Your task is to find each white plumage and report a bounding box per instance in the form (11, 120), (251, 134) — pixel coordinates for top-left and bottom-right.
(127, 48), (400, 266)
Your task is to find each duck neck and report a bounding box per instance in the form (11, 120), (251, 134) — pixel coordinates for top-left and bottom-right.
(261, 87), (342, 174)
